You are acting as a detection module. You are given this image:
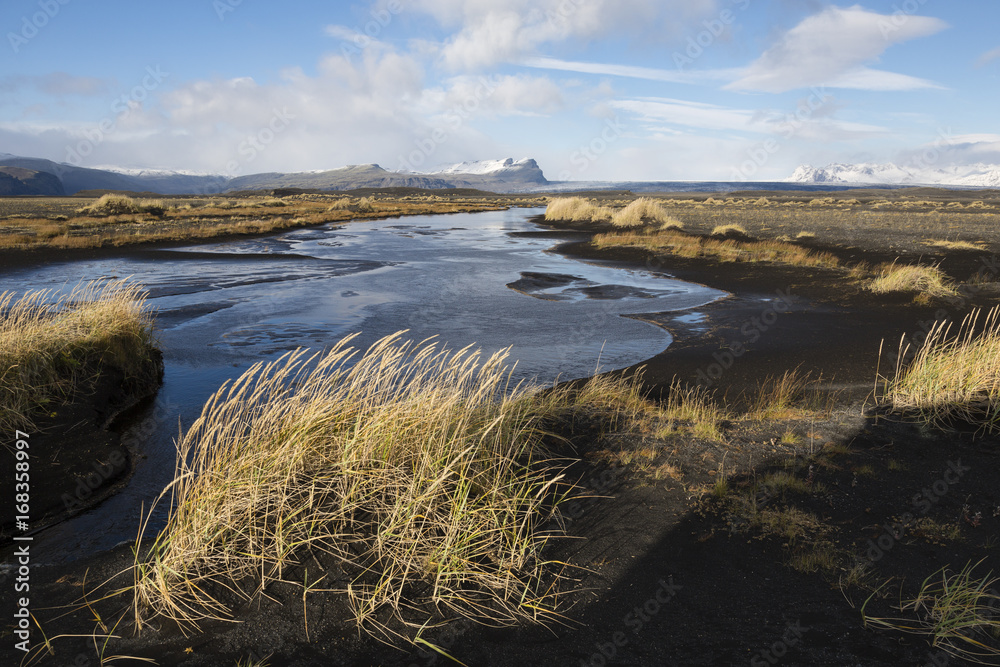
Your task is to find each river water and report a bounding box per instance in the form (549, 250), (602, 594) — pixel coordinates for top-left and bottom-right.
(1, 208), (726, 562)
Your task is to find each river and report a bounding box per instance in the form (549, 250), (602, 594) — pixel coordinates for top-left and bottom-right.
(1, 207), (726, 562)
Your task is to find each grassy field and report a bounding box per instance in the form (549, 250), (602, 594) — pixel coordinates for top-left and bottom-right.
(0, 192), (547, 250)
(545, 192), (1000, 300)
(543, 192), (1000, 254)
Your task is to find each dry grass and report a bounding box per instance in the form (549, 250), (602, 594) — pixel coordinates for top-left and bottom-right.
(660, 378), (726, 441)
(327, 198), (354, 211)
(747, 369), (832, 420)
(0, 196), (518, 250)
(867, 262), (958, 299)
(863, 561), (1000, 664)
(544, 197), (613, 223)
(610, 198), (681, 228)
(924, 239), (984, 251)
(592, 230), (840, 268)
(880, 306), (1000, 431)
(711, 223), (748, 236)
(133, 332), (648, 639)
(0, 280), (156, 434)
(77, 194), (166, 217)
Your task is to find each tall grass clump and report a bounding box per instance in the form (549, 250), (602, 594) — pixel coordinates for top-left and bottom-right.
(326, 197), (354, 211)
(611, 198), (680, 228)
(880, 306), (1000, 431)
(863, 561), (1000, 663)
(78, 194), (166, 217)
(0, 280), (156, 434)
(134, 332), (636, 637)
(867, 262), (957, 299)
(661, 378), (726, 441)
(544, 197), (613, 223)
(711, 223), (748, 237)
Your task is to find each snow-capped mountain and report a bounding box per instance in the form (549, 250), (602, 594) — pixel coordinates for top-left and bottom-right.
(95, 166), (222, 178)
(425, 158), (539, 176)
(789, 162), (1000, 187)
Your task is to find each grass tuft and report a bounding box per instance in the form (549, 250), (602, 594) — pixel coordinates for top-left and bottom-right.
(0, 280), (157, 435)
(880, 306), (1000, 431)
(661, 378), (726, 442)
(544, 197), (613, 223)
(77, 194), (166, 217)
(867, 262), (958, 299)
(610, 198), (681, 228)
(711, 223), (748, 237)
(133, 332), (646, 638)
(863, 561), (1000, 663)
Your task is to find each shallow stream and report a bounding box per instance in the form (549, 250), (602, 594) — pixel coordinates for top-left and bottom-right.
(0, 208), (726, 562)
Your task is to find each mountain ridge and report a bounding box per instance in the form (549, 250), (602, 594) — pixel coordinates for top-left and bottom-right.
(0, 155), (549, 195)
(789, 162), (1000, 187)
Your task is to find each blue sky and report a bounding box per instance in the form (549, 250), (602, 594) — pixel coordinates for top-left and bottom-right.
(1, 0), (997, 181)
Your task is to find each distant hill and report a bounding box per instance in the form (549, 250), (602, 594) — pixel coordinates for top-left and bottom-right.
(0, 166), (65, 195)
(0, 155), (549, 195)
(788, 162), (1000, 187)
(8, 152), (994, 197)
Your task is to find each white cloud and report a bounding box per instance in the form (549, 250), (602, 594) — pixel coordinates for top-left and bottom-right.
(415, 73), (566, 118)
(409, 0), (717, 70)
(907, 133), (1000, 165)
(1, 48), (566, 174)
(727, 5), (948, 92)
(522, 57), (741, 85)
(609, 92), (887, 143)
(824, 68), (943, 91)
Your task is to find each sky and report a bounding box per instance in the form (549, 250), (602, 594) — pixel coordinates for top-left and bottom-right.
(0, 0), (998, 182)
